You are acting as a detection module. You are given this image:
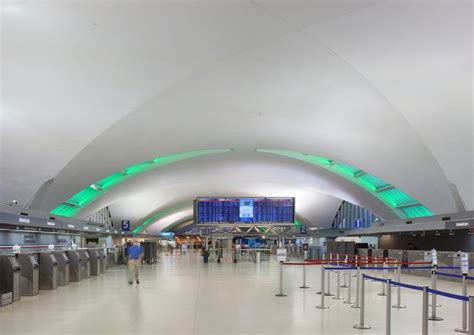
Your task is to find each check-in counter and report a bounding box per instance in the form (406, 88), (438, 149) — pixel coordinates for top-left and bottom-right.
(88, 250), (100, 276)
(97, 249), (106, 274)
(0, 254), (21, 305)
(16, 253), (39, 296)
(77, 250), (90, 279)
(39, 252), (58, 290)
(66, 250), (82, 282)
(53, 251), (70, 286)
(387, 249), (407, 266)
(358, 248), (371, 260)
(405, 250), (432, 277)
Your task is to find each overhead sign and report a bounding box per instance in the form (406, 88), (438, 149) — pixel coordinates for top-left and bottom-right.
(300, 226), (307, 234)
(446, 219), (474, 230)
(276, 248), (287, 262)
(122, 220), (131, 231)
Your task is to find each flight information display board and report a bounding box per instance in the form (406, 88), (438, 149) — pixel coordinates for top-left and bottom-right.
(195, 197), (295, 223)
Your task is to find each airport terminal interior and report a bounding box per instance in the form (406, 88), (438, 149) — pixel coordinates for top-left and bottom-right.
(0, 0), (473, 334)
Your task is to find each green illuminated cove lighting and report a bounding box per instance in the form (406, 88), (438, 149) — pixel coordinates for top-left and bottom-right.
(256, 149), (434, 219)
(133, 203), (190, 234)
(51, 149), (232, 217)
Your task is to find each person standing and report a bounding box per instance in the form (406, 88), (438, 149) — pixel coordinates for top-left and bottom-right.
(127, 241), (144, 285)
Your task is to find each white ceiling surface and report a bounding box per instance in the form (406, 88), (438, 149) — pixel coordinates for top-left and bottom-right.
(76, 152), (399, 231)
(1, 1), (472, 231)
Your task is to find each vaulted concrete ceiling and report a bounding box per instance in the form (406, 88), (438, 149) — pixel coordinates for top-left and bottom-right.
(1, 0), (472, 233)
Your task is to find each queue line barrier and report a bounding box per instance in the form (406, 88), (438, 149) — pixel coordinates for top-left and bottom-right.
(353, 274), (474, 335)
(276, 260), (474, 334)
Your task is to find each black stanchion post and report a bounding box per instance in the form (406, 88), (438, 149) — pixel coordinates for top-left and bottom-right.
(353, 275), (371, 330)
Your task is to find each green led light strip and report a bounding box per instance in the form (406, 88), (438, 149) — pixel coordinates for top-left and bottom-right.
(256, 149), (434, 219)
(51, 149), (232, 218)
(133, 203), (190, 234)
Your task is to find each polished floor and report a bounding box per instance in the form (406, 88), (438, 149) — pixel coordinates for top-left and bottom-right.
(1, 251), (472, 334)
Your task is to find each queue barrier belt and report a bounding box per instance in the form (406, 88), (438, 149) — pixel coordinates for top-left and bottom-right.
(427, 288), (469, 302)
(390, 280), (424, 292)
(363, 274), (387, 283)
(363, 275), (468, 302)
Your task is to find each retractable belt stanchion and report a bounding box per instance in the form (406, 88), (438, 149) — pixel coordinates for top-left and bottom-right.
(353, 275), (371, 330)
(469, 296), (474, 335)
(351, 265), (361, 308)
(392, 264), (406, 309)
(333, 269), (344, 300)
(316, 267), (329, 309)
(325, 266), (334, 297)
(275, 261), (287, 297)
(429, 264), (443, 321)
(456, 252), (469, 333)
(378, 259), (387, 296)
(341, 254), (348, 288)
(455, 273), (469, 333)
(300, 265), (309, 289)
(386, 279), (392, 335)
(344, 268), (354, 304)
(422, 286), (429, 335)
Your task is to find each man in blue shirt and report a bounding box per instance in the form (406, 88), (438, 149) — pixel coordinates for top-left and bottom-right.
(128, 242), (144, 285)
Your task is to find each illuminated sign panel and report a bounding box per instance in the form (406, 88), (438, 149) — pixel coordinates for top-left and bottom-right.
(195, 197), (295, 224)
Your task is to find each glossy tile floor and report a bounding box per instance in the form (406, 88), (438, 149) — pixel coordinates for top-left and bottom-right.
(1, 251), (472, 334)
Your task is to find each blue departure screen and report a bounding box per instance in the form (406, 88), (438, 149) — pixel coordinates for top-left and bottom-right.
(196, 197), (294, 223)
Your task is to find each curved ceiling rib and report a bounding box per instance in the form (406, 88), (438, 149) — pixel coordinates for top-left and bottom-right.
(50, 149), (232, 217)
(257, 149), (434, 218)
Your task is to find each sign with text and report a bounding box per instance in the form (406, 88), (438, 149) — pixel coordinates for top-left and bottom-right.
(432, 249), (438, 266)
(121, 220), (131, 231)
(460, 252), (469, 274)
(276, 248), (287, 262)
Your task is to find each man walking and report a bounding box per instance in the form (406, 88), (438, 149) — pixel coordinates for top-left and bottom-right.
(128, 241), (144, 285)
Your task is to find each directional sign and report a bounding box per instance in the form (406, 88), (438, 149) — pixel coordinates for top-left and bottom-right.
(121, 220), (131, 231)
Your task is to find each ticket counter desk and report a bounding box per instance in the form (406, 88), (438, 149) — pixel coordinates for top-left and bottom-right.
(0, 254), (21, 305)
(66, 250), (82, 282)
(77, 250), (90, 279)
(16, 253), (39, 296)
(39, 252), (58, 290)
(54, 251), (70, 286)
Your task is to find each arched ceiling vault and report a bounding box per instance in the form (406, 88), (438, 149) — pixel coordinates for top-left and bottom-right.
(2, 1), (472, 232)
